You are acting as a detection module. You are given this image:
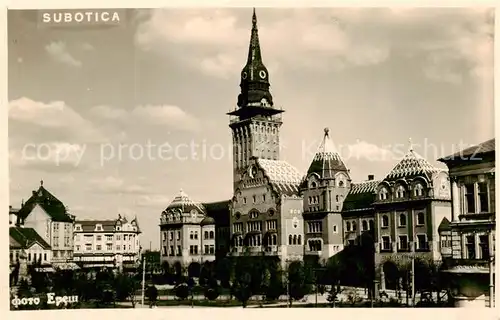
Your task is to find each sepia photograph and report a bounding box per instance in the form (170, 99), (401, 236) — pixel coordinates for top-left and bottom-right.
(7, 6), (495, 310)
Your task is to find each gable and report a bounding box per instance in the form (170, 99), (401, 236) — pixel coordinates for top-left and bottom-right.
(24, 204), (52, 224)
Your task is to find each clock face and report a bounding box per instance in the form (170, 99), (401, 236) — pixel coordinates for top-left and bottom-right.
(259, 70), (267, 79)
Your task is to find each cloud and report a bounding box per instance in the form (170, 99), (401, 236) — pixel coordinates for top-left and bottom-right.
(136, 194), (170, 208)
(81, 43), (95, 51)
(89, 104), (201, 132)
(10, 142), (87, 172)
(9, 97), (103, 143)
(135, 8), (493, 83)
(135, 9), (391, 78)
(45, 41), (82, 67)
(88, 176), (150, 195)
(345, 140), (396, 162)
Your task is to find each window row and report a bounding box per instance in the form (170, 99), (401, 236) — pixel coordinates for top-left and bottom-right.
(76, 244), (133, 251)
(464, 234), (491, 260)
(379, 234), (428, 251)
(346, 219), (374, 232)
(307, 221), (322, 233)
(308, 239), (322, 251)
(163, 245), (182, 256)
(288, 234), (302, 245)
(379, 183), (426, 200)
(380, 212), (425, 228)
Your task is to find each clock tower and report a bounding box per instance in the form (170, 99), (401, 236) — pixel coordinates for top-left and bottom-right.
(228, 9), (284, 190)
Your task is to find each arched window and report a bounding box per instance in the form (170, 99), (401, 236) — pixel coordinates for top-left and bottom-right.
(204, 231), (209, 239)
(379, 187), (388, 200)
(417, 212), (425, 225)
(414, 183), (424, 197)
(352, 221), (357, 231)
(346, 221), (351, 231)
(399, 213), (407, 226)
(272, 234), (277, 245)
(336, 195), (339, 202)
(209, 231), (214, 239)
(362, 220), (368, 231)
(369, 220), (374, 230)
(239, 237), (243, 246)
(311, 181), (317, 188)
(339, 181), (344, 187)
(298, 235), (302, 245)
(381, 215), (389, 227)
(289, 235), (293, 245)
(293, 235), (297, 245)
(396, 185), (406, 198)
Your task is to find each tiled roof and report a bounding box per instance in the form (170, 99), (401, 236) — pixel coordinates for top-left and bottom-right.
(343, 180), (380, 212)
(16, 184), (73, 223)
(438, 217), (451, 232)
(306, 128), (348, 179)
(76, 215), (141, 233)
(439, 138), (495, 162)
(165, 189), (207, 214)
(10, 227), (51, 250)
(385, 148), (442, 180)
(10, 235), (22, 249)
(257, 159), (302, 196)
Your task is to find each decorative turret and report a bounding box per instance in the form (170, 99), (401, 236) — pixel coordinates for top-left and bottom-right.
(305, 128), (349, 180)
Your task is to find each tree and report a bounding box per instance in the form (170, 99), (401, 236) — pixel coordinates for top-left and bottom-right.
(264, 268), (284, 301)
(114, 274), (140, 308)
(286, 261), (313, 306)
(325, 256), (344, 308)
(232, 272), (252, 307)
(215, 257), (233, 288)
(146, 285), (158, 307)
(175, 283), (190, 300)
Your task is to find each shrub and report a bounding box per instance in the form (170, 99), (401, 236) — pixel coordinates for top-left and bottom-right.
(175, 284), (190, 300)
(204, 286), (220, 301)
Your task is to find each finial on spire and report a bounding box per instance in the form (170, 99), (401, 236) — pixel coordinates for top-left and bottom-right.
(252, 8), (257, 27)
(408, 138), (413, 152)
(40, 179), (43, 186)
(324, 127), (330, 137)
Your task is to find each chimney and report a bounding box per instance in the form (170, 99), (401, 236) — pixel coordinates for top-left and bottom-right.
(9, 205), (12, 209)
(32, 190), (37, 196)
(368, 175), (374, 181)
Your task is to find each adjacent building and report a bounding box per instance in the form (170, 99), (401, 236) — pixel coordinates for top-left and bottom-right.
(9, 227), (53, 270)
(14, 181), (77, 269)
(373, 144), (452, 290)
(438, 138), (495, 307)
(159, 189), (220, 270)
(73, 214), (142, 271)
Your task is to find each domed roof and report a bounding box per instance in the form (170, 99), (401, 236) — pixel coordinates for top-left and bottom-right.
(164, 189), (206, 214)
(305, 128), (348, 180)
(200, 216), (215, 226)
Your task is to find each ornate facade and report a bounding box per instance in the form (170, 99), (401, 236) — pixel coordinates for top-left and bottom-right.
(373, 143), (452, 291)
(73, 215), (141, 270)
(159, 190), (230, 270)
(438, 138), (495, 307)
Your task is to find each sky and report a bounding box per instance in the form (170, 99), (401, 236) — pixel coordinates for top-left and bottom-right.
(8, 8), (494, 249)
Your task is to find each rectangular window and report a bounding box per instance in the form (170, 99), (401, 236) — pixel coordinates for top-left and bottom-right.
(308, 221), (322, 233)
(116, 245), (120, 251)
(190, 232), (194, 240)
(381, 236), (391, 250)
(123, 245), (126, 250)
(417, 234), (427, 250)
(44, 253), (47, 261)
(96, 245), (102, 251)
(177, 231), (181, 240)
(116, 235), (121, 241)
(466, 235), (476, 259)
(194, 232), (198, 240)
(478, 183), (489, 213)
(465, 184), (476, 213)
(96, 235), (102, 241)
(209, 245), (215, 254)
(205, 245), (209, 254)
(398, 235), (408, 250)
(76, 245), (80, 251)
(107, 244), (112, 251)
(85, 244), (92, 251)
(177, 245), (181, 255)
(106, 235), (113, 241)
(169, 246), (174, 256)
(479, 235), (489, 259)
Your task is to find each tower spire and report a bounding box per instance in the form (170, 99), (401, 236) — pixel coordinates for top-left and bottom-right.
(247, 7), (262, 65)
